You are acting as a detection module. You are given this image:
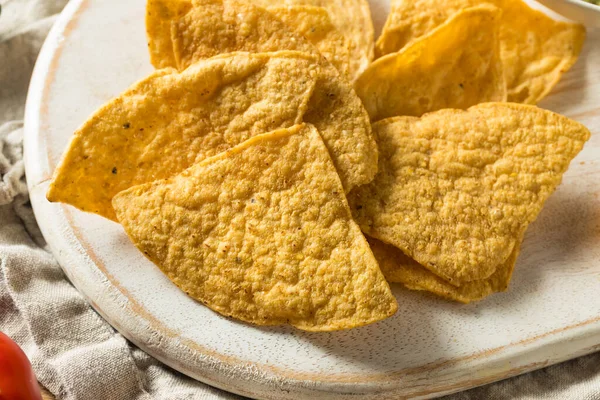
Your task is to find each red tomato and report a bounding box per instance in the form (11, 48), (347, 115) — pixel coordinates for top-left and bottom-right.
(0, 332), (42, 400)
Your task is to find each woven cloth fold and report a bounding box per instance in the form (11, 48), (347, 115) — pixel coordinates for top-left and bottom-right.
(0, 1), (599, 399)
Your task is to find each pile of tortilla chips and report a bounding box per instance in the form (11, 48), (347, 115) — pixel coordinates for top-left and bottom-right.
(351, 104), (589, 302)
(47, 0), (590, 330)
(366, 0), (586, 115)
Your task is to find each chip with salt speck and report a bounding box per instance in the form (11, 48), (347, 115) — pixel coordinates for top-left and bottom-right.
(113, 124), (397, 331)
(349, 103), (590, 284)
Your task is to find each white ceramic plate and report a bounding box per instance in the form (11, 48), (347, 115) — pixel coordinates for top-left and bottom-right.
(535, 0), (600, 27)
(24, 0), (600, 399)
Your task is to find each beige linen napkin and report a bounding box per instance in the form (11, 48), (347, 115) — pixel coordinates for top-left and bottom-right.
(0, 1), (599, 399)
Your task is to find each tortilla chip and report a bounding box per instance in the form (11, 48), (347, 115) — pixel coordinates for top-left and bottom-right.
(47, 52), (319, 220)
(376, 0), (585, 104)
(267, 6), (353, 81)
(251, 0), (374, 79)
(368, 236), (522, 303)
(302, 62), (378, 194)
(355, 5), (506, 121)
(157, 0), (378, 192)
(159, 1), (356, 80)
(146, 0), (191, 68)
(112, 124), (398, 331)
(169, 0), (315, 70)
(152, 0), (373, 80)
(349, 103), (590, 285)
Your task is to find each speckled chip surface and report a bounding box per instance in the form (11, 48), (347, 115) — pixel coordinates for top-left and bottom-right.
(112, 124), (398, 331)
(349, 103), (590, 285)
(46, 52), (318, 220)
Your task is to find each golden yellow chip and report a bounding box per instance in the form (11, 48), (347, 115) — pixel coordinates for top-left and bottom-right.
(368, 236), (521, 303)
(356, 5), (506, 121)
(47, 52), (319, 220)
(146, 0), (191, 68)
(349, 103), (590, 285)
(112, 124), (398, 331)
(303, 62), (377, 194)
(250, 0), (374, 79)
(169, 0), (315, 70)
(376, 0), (585, 104)
(149, 0), (378, 192)
(267, 6), (353, 81)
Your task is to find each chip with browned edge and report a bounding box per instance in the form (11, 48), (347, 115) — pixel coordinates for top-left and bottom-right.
(47, 52), (319, 220)
(376, 0), (585, 104)
(368, 236), (522, 303)
(355, 5), (506, 121)
(349, 103), (590, 285)
(147, 0), (378, 192)
(112, 124), (398, 331)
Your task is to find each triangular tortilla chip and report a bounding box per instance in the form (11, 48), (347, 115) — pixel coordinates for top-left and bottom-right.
(112, 124), (398, 331)
(47, 52), (318, 220)
(356, 5), (506, 121)
(376, 0), (585, 104)
(146, 0), (373, 80)
(368, 236), (522, 303)
(349, 103), (590, 285)
(147, 0), (378, 192)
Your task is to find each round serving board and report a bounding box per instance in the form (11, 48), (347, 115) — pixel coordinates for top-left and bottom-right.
(24, 0), (600, 398)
